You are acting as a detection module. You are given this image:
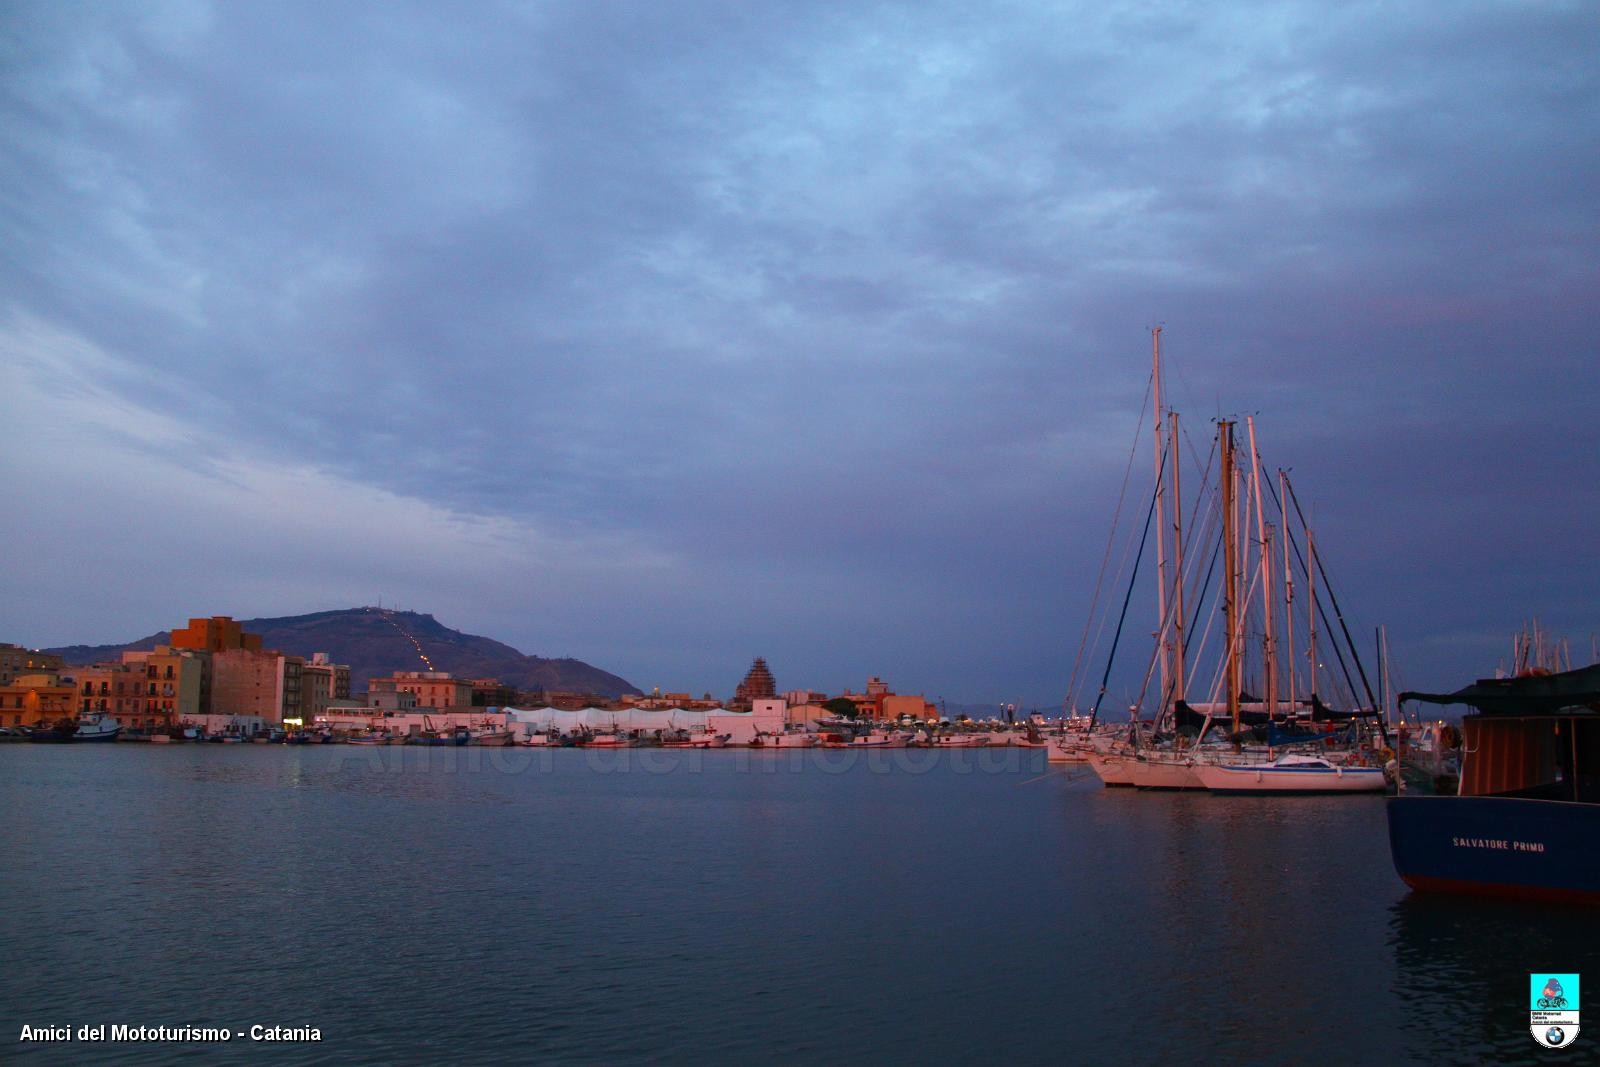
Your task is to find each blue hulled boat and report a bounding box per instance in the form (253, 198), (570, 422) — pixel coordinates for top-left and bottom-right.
(1386, 662), (1600, 902)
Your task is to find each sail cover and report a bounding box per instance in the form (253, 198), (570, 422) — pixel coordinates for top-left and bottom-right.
(1399, 662), (1600, 716)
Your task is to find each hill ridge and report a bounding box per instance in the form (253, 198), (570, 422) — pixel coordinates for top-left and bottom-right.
(44, 607), (639, 698)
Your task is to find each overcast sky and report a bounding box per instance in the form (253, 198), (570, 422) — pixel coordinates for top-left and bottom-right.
(2, 1), (1595, 708)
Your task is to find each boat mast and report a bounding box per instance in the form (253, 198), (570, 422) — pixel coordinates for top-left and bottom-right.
(1281, 469), (1295, 712)
(1246, 416), (1274, 717)
(1168, 410), (1186, 704)
(1151, 327), (1169, 707)
(1378, 624), (1391, 728)
(1307, 527), (1319, 699)
(1220, 419), (1241, 733)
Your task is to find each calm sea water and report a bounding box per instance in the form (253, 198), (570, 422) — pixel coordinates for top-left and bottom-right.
(1, 745), (1593, 1065)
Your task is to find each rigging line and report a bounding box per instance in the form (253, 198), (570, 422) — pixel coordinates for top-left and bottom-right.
(1181, 515), (1225, 702)
(1278, 474), (1380, 717)
(1124, 424), (1222, 728)
(1089, 444), (1166, 729)
(1134, 474), (1222, 727)
(1259, 468), (1367, 710)
(1282, 478), (1388, 747)
(1064, 373), (1155, 711)
(1077, 504), (1145, 708)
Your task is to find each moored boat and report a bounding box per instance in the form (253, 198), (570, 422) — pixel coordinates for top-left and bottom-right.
(467, 729), (516, 746)
(931, 734), (989, 748)
(660, 730), (730, 748)
(1194, 753), (1386, 794)
(576, 732), (631, 748)
(27, 718), (77, 742)
(748, 730), (813, 748)
(72, 711), (122, 742)
(1386, 662), (1600, 902)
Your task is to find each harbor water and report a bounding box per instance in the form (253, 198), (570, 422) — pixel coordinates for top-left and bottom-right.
(1, 745), (1593, 1065)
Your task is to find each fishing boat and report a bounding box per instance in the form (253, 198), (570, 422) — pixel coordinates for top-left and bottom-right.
(848, 730), (906, 749)
(659, 730), (729, 749)
(467, 728), (516, 746)
(70, 711), (122, 742)
(1386, 662), (1600, 902)
(26, 718), (77, 742)
(408, 727), (469, 746)
(348, 732), (402, 746)
(931, 733), (989, 748)
(576, 732), (631, 748)
(748, 730), (813, 748)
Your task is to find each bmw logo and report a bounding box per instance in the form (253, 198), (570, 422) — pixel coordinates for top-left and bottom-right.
(1546, 1026), (1566, 1046)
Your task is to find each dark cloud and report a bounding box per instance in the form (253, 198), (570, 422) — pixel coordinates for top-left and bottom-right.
(2, 1), (1596, 703)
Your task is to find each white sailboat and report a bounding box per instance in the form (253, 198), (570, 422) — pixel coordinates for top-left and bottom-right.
(1078, 334), (1389, 794)
(1194, 754), (1386, 793)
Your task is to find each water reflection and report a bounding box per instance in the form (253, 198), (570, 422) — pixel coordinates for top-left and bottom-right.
(1388, 894), (1599, 1066)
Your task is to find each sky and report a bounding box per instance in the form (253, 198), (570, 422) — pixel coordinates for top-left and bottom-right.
(2, 1), (1596, 709)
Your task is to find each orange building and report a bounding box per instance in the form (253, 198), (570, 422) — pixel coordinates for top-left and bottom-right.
(75, 662), (149, 726)
(369, 671), (473, 710)
(118, 646), (207, 728)
(171, 616), (262, 654)
(0, 672), (78, 728)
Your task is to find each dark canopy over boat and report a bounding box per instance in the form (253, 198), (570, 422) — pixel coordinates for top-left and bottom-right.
(1399, 663), (1600, 717)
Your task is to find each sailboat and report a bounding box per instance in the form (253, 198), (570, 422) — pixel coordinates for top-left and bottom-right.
(1077, 333), (1389, 793)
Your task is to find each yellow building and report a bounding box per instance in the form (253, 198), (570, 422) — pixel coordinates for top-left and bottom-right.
(117, 646), (207, 729)
(0, 672), (78, 728)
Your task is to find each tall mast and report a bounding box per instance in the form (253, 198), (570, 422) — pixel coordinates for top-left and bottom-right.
(1151, 327), (1169, 706)
(1307, 527), (1319, 700)
(1281, 469), (1296, 712)
(1246, 417), (1274, 716)
(1220, 420), (1240, 733)
(1378, 624), (1391, 729)
(1167, 410), (1185, 703)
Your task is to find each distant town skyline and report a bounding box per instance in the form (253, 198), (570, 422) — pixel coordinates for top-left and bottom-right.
(3, 2), (1596, 707)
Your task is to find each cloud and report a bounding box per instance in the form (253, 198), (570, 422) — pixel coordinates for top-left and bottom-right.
(0, 315), (676, 651)
(2, 1), (1596, 701)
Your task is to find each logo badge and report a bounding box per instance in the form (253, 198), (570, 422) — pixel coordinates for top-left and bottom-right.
(1531, 974), (1580, 1049)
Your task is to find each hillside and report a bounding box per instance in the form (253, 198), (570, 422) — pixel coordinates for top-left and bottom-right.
(46, 608), (640, 699)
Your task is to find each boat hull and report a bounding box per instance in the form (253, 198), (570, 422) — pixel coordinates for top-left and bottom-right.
(1085, 753), (1140, 787)
(1046, 739), (1088, 763)
(468, 733), (516, 746)
(1125, 757), (1206, 790)
(1194, 762), (1386, 793)
(1386, 795), (1600, 903)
